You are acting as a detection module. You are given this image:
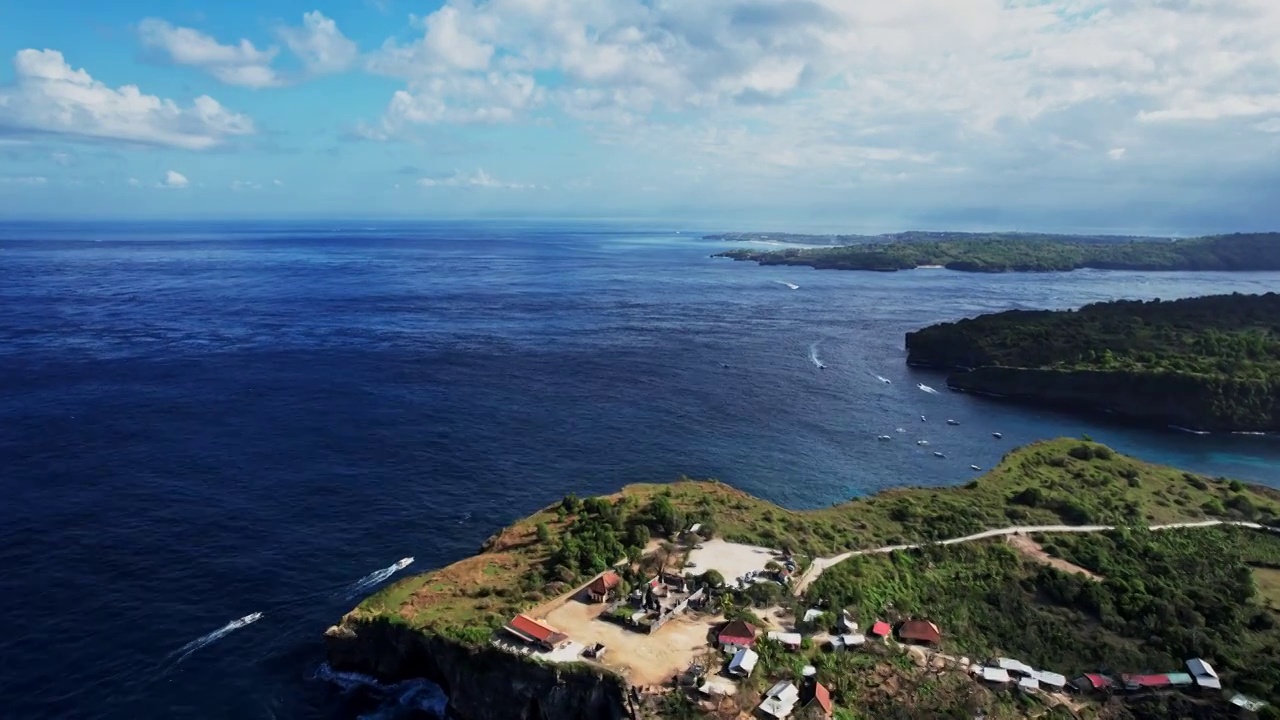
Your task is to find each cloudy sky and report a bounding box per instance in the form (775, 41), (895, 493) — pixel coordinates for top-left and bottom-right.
(2, 0), (1279, 231)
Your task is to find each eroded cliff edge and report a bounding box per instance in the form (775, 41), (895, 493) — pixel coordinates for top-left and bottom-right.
(325, 617), (629, 720)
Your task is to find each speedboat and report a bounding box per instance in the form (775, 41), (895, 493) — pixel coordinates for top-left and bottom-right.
(933, 451), (946, 458)
(916, 440), (929, 446)
(895, 428), (906, 433)
(946, 419), (959, 426)
(992, 432), (1003, 439)
(970, 465), (981, 471)
(920, 415), (926, 422)
(877, 435), (892, 441)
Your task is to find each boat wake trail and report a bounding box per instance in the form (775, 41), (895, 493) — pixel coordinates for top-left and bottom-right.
(917, 383), (940, 395)
(808, 342), (826, 369)
(774, 280), (800, 290)
(344, 557), (414, 599)
(167, 612), (264, 665)
(874, 374), (891, 384)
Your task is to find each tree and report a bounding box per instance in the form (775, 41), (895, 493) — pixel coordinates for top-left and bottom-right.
(535, 522), (551, 543)
(701, 569), (726, 588)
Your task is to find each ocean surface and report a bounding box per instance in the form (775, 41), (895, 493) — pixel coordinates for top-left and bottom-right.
(2, 221), (1279, 719)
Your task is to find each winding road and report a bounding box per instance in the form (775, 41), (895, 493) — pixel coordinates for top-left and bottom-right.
(793, 519), (1274, 595)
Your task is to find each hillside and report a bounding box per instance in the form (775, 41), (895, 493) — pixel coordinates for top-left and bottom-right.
(906, 293), (1280, 431)
(713, 232), (1280, 272)
(329, 439), (1280, 720)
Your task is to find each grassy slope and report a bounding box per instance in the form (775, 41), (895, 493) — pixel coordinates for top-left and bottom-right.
(349, 438), (1280, 642)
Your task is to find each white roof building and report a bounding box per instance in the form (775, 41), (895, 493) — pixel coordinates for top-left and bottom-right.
(1187, 658), (1221, 689)
(996, 658), (1035, 676)
(727, 648), (758, 678)
(980, 667), (1012, 684)
(803, 608), (824, 623)
(759, 681), (800, 719)
(1018, 676), (1040, 692)
(1035, 671), (1068, 689)
(768, 631), (803, 647)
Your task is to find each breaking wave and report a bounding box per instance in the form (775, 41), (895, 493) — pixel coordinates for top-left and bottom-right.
(808, 342), (825, 369)
(315, 663), (447, 719)
(774, 280), (800, 290)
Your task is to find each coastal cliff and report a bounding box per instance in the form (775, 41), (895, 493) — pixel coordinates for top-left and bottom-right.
(325, 617), (629, 720)
(905, 293), (1280, 432)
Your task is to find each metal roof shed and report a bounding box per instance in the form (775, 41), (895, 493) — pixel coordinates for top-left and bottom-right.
(728, 648), (758, 678)
(996, 658), (1035, 676)
(1018, 676), (1040, 692)
(1036, 671), (1068, 690)
(981, 667), (1012, 684)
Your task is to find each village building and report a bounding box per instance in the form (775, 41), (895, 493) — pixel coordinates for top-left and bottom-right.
(718, 619), (759, 652)
(727, 648), (759, 678)
(869, 620), (891, 638)
(830, 633), (865, 651)
(1035, 671), (1068, 691)
(996, 658), (1035, 677)
(584, 570), (621, 603)
(1186, 658), (1221, 690)
(1230, 694), (1269, 713)
(758, 681), (800, 720)
(837, 612), (857, 633)
(976, 666), (1011, 685)
(802, 608), (824, 625)
(897, 619), (942, 645)
(502, 614), (569, 652)
(1121, 674), (1174, 691)
(767, 630), (803, 651)
(800, 681), (833, 719)
(1070, 673), (1115, 695)
(1017, 676), (1040, 692)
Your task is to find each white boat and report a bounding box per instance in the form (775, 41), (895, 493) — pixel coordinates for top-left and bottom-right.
(920, 415), (926, 422)
(933, 451), (946, 458)
(877, 435), (892, 441)
(895, 428), (906, 433)
(946, 419), (959, 426)
(916, 440), (929, 446)
(992, 432), (1003, 439)
(970, 465), (981, 471)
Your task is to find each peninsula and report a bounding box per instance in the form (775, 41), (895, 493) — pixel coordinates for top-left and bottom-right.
(906, 293), (1280, 432)
(326, 439), (1280, 720)
(712, 232), (1280, 273)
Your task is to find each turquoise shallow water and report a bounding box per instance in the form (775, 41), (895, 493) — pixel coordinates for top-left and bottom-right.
(1, 221), (1277, 719)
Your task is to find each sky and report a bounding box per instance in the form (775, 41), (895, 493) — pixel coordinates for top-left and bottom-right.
(1, 0), (1279, 231)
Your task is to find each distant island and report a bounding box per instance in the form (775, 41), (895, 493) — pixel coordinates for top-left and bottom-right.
(907, 293), (1280, 432)
(712, 232), (1280, 273)
(326, 439), (1280, 720)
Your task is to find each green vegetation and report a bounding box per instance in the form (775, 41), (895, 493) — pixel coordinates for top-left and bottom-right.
(804, 526), (1280, 708)
(715, 233), (1280, 273)
(906, 293), (1280, 431)
(349, 438), (1280, 648)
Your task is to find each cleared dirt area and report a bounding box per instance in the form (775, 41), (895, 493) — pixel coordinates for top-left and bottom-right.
(1253, 567), (1280, 609)
(686, 538), (778, 583)
(1006, 534), (1103, 581)
(542, 598), (722, 686)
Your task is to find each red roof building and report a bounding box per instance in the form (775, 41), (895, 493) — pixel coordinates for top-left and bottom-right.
(807, 682), (833, 718)
(898, 619), (942, 645)
(718, 620), (759, 648)
(585, 571), (621, 602)
(870, 621), (891, 637)
(1071, 674), (1115, 693)
(1122, 674), (1172, 690)
(504, 614), (569, 651)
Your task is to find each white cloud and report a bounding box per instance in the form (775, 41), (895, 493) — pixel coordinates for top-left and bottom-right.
(1108, 147), (1126, 160)
(272, 178), (284, 186)
(161, 170), (189, 188)
(139, 19), (282, 89)
(417, 168), (539, 189)
(230, 179), (262, 191)
(279, 11), (358, 75)
(128, 177), (141, 187)
(358, 72), (543, 138)
(1256, 118), (1280, 133)
(139, 13), (357, 87)
(0, 49), (254, 150)
(0, 175), (48, 186)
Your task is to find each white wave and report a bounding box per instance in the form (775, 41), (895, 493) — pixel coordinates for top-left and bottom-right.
(807, 342), (826, 369)
(316, 663), (448, 719)
(874, 375), (891, 384)
(169, 612), (263, 664)
(917, 383), (940, 395)
(346, 557), (415, 598)
(1169, 425), (1210, 436)
(1233, 431), (1268, 436)
(773, 280), (800, 290)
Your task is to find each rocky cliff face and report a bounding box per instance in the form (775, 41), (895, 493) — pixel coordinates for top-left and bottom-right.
(325, 618), (631, 720)
(942, 366), (1278, 432)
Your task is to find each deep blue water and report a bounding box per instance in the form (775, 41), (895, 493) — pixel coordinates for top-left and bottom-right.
(2, 222), (1279, 719)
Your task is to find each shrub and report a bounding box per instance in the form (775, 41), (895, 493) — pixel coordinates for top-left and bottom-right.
(1068, 444), (1095, 461)
(536, 522), (552, 543)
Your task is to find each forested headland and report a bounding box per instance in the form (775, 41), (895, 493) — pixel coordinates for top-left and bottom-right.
(714, 232), (1280, 273)
(906, 293), (1280, 431)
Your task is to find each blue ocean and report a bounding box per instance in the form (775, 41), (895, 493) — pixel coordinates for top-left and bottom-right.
(2, 222), (1279, 719)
